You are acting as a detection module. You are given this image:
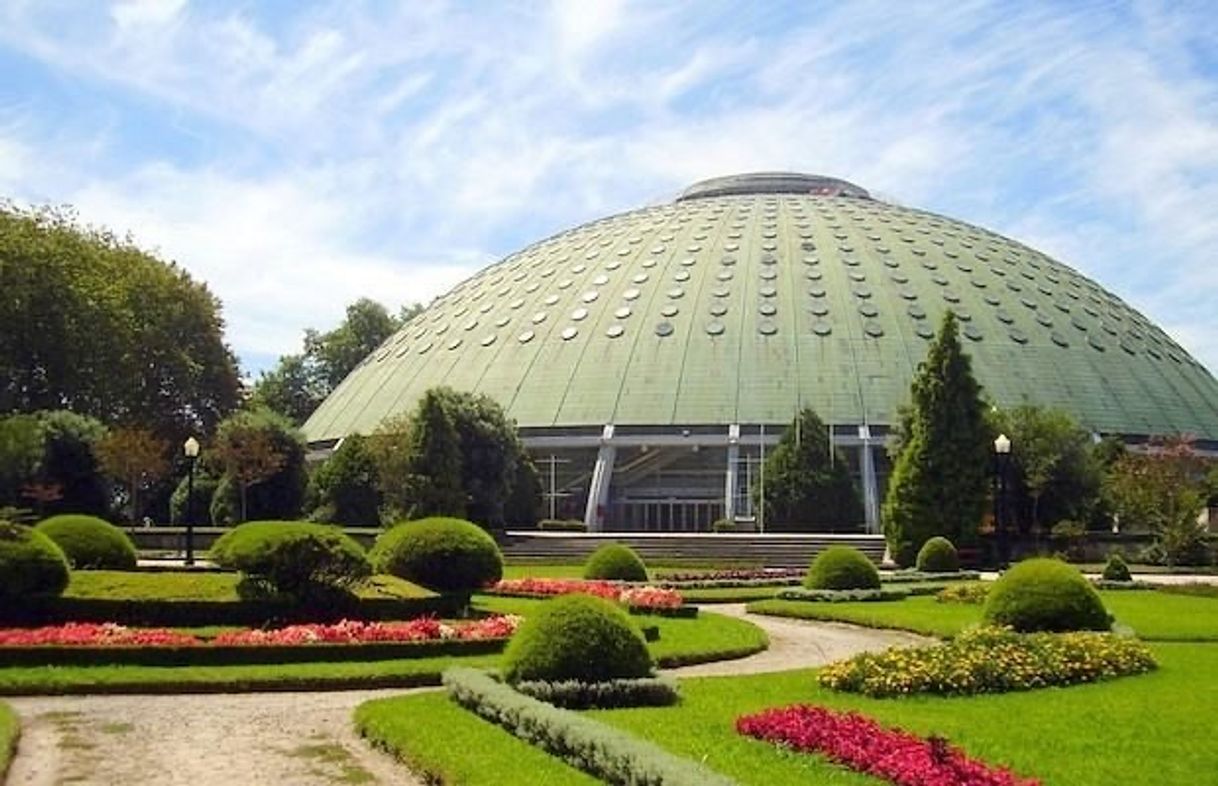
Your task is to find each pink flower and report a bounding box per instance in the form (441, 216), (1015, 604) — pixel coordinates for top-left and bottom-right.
(737, 705), (1040, 786)
(490, 578), (685, 610)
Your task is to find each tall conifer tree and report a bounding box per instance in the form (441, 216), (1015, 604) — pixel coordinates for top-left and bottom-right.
(757, 407), (864, 531)
(882, 312), (991, 564)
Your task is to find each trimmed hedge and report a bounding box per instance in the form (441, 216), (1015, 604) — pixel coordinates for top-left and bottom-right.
(881, 570), (981, 584)
(1102, 552), (1133, 582)
(804, 546), (880, 590)
(0, 637), (505, 668)
(0, 592), (468, 628)
(984, 558), (1111, 632)
(35, 515), (137, 570)
(513, 676), (679, 709)
(915, 536), (959, 573)
(819, 626), (1157, 697)
(584, 543), (649, 582)
(501, 594), (652, 683)
(537, 518), (587, 532)
(0, 521), (70, 600)
(210, 520), (371, 599)
(443, 667), (738, 786)
(776, 587), (909, 603)
(371, 517), (503, 592)
(935, 583), (990, 604)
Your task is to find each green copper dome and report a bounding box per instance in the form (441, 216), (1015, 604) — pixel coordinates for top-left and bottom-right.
(303, 173), (1218, 443)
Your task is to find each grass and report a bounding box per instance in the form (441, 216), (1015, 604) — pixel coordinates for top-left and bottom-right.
(0, 700), (17, 779)
(63, 571), (435, 601)
(587, 643), (1218, 786)
(748, 589), (1218, 641)
(357, 691), (600, 786)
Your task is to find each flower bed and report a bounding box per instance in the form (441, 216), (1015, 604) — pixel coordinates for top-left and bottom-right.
(775, 587), (910, 603)
(0, 616), (520, 648)
(935, 583), (990, 604)
(818, 626), (1157, 697)
(490, 578), (687, 613)
(737, 704), (1039, 786)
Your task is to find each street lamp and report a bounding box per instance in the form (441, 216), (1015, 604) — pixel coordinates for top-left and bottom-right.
(993, 434), (1012, 567)
(183, 437), (200, 567)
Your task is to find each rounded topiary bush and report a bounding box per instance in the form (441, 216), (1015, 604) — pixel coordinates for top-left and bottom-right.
(1102, 552), (1132, 582)
(983, 557), (1110, 632)
(583, 543), (648, 582)
(370, 517), (503, 592)
(805, 545), (880, 590)
(34, 514), (137, 570)
(501, 594), (652, 683)
(915, 536), (959, 573)
(210, 521), (371, 599)
(0, 521), (70, 600)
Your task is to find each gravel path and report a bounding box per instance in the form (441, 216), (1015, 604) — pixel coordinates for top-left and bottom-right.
(2, 604), (928, 785)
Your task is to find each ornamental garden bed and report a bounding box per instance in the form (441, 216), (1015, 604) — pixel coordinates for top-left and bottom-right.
(0, 617), (519, 667)
(488, 578), (695, 616)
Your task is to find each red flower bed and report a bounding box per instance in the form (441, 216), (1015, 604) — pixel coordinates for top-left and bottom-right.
(737, 705), (1040, 786)
(490, 578), (684, 610)
(659, 568), (804, 583)
(0, 616), (521, 648)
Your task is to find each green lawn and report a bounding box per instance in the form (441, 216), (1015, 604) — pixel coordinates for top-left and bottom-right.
(63, 571), (434, 601)
(748, 589), (1218, 641)
(590, 643), (1217, 786)
(0, 700), (17, 780)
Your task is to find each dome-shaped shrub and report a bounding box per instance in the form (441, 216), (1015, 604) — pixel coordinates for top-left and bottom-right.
(805, 545), (880, 590)
(370, 517), (503, 592)
(915, 537), (959, 573)
(1101, 552), (1132, 582)
(34, 514), (137, 570)
(501, 594), (652, 683)
(210, 521), (371, 599)
(583, 543), (648, 582)
(983, 558), (1110, 632)
(0, 521), (70, 600)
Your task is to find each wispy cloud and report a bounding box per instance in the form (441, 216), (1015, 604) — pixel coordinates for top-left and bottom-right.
(0, 0), (1215, 378)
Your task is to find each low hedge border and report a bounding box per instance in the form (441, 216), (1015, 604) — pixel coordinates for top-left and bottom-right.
(650, 578), (801, 590)
(0, 637), (506, 668)
(443, 667), (738, 786)
(0, 594), (469, 627)
(513, 676), (679, 709)
(1091, 580), (1159, 591)
(0, 668), (460, 697)
(776, 588), (910, 603)
(881, 570), (981, 584)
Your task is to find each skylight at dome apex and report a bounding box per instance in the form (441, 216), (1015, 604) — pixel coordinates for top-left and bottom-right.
(302, 173), (1218, 533)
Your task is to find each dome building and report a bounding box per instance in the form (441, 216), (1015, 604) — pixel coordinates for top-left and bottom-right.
(302, 173), (1218, 533)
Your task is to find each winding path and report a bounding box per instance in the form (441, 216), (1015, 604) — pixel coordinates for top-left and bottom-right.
(4, 605), (931, 786)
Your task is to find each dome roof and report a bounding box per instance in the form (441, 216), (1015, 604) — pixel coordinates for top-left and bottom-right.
(303, 173), (1218, 443)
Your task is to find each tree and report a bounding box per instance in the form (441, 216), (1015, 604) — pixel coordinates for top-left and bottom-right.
(882, 312), (991, 564)
(367, 412), (416, 521)
(504, 454), (543, 528)
(95, 427), (171, 523)
(991, 405), (1102, 534)
(211, 408), (305, 523)
(0, 414), (43, 509)
(35, 410), (110, 518)
(311, 434), (382, 525)
(1105, 435), (1209, 566)
(402, 389), (466, 519)
(0, 203), (241, 436)
(756, 407), (863, 531)
(249, 354), (324, 426)
(434, 388), (525, 528)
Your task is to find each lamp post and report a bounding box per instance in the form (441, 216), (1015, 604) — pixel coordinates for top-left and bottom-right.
(993, 433), (1012, 567)
(183, 437), (200, 567)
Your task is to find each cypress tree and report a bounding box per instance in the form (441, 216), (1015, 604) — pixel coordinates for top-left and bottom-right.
(405, 389), (466, 518)
(757, 407), (864, 531)
(882, 312), (991, 565)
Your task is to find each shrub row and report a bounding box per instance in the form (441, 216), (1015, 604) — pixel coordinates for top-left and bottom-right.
(0, 593), (468, 628)
(882, 570), (981, 584)
(513, 676), (680, 709)
(1091, 580), (1158, 591)
(935, 583), (991, 604)
(818, 626), (1157, 697)
(776, 588), (909, 603)
(0, 638), (505, 667)
(652, 578), (800, 590)
(443, 667), (738, 786)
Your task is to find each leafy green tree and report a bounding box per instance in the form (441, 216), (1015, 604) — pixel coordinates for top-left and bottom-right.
(36, 410), (110, 518)
(434, 388), (526, 528)
(402, 389), (466, 519)
(367, 412), (415, 521)
(756, 407), (863, 531)
(991, 405), (1102, 534)
(0, 204), (241, 436)
(882, 312), (991, 564)
(249, 354), (324, 426)
(504, 454), (543, 528)
(0, 414), (43, 508)
(311, 434), (381, 525)
(94, 426), (170, 523)
(210, 408), (306, 523)
(1104, 435), (1209, 566)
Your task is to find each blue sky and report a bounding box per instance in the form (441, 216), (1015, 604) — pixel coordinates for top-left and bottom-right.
(1, 1), (1216, 378)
